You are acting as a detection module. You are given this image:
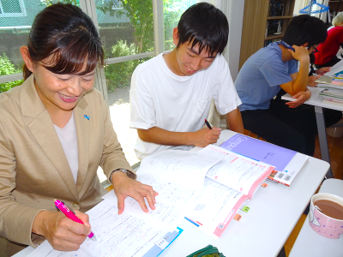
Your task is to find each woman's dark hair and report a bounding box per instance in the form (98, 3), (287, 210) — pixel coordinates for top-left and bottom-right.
(282, 15), (327, 47)
(177, 2), (229, 56)
(23, 3), (104, 80)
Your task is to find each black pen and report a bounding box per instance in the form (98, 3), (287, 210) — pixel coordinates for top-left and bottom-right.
(204, 119), (212, 129)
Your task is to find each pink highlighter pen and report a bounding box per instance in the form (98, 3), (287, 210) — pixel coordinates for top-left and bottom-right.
(54, 199), (97, 241)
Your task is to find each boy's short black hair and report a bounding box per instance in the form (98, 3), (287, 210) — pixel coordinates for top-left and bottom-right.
(282, 15), (327, 47)
(177, 2), (229, 56)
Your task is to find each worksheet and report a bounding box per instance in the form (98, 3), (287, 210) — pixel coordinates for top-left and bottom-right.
(102, 176), (196, 231)
(27, 200), (182, 257)
(102, 146), (226, 230)
(205, 145), (274, 197)
(27, 241), (90, 257)
(137, 147), (226, 189)
(185, 178), (248, 238)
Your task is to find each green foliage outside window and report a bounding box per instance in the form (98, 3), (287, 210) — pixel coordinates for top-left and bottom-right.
(105, 40), (150, 91)
(97, 0), (154, 55)
(39, 0), (79, 7)
(0, 54), (23, 93)
(164, 0), (190, 50)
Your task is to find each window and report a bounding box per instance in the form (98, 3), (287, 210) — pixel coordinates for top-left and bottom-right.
(0, 0), (26, 17)
(164, 0), (195, 50)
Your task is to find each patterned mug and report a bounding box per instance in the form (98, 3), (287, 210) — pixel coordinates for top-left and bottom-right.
(309, 193), (343, 239)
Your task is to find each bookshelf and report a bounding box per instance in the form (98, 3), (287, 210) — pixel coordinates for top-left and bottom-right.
(329, 0), (343, 22)
(239, 0), (295, 69)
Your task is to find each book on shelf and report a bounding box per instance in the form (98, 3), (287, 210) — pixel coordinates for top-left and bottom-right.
(102, 145), (274, 238)
(220, 134), (309, 187)
(268, 0), (286, 17)
(266, 20), (283, 37)
(27, 199), (183, 257)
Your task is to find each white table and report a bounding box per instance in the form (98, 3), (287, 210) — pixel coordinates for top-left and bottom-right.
(13, 130), (330, 257)
(289, 178), (343, 257)
(282, 87), (343, 178)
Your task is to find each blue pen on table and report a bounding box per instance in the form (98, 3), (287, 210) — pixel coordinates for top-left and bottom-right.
(54, 199), (97, 241)
(204, 119), (212, 129)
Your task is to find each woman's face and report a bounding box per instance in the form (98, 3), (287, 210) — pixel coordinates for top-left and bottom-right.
(32, 55), (96, 113)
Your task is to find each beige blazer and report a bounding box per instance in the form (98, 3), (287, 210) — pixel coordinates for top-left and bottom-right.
(0, 75), (132, 256)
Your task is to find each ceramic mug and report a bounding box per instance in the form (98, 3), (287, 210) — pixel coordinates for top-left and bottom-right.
(309, 193), (343, 239)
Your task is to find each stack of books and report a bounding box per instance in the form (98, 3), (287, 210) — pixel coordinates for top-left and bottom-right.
(319, 88), (343, 104)
(316, 69), (343, 105)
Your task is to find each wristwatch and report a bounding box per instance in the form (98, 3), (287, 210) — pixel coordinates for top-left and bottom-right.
(113, 168), (129, 176)
(109, 168), (136, 182)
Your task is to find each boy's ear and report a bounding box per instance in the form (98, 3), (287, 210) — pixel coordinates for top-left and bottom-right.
(172, 27), (179, 46)
(20, 46), (35, 72)
(301, 43), (309, 47)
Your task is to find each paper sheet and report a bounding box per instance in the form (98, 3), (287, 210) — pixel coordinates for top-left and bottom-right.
(137, 147), (225, 189)
(206, 145), (274, 196)
(26, 241), (90, 257)
(185, 178), (248, 238)
(102, 174), (196, 231)
(81, 200), (168, 257)
(27, 200), (181, 257)
(101, 146), (226, 230)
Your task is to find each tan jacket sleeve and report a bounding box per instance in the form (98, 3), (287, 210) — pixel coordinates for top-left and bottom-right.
(96, 91), (135, 181)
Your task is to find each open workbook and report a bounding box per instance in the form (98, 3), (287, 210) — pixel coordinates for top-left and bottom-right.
(103, 145), (274, 238)
(220, 134), (309, 186)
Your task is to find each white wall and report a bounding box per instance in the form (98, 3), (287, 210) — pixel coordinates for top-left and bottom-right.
(221, 0), (245, 81)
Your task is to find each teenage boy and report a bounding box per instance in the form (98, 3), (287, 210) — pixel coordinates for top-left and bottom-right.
(235, 15), (342, 156)
(130, 3), (243, 160)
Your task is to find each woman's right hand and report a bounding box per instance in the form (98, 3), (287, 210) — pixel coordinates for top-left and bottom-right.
(32, 210), (91, 251)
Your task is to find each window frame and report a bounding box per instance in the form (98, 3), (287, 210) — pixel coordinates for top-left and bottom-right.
(0, 0), (27, 17)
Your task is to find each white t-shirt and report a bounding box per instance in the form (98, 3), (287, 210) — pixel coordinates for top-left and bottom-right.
(54, 112), (79, 183)
(130, 51), (241, 160)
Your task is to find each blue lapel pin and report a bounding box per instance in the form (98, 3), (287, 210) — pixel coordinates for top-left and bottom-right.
(84, 115), (90, 120)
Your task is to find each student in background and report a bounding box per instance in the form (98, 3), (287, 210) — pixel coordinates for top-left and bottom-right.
(235, 15), (342, 157)
(328, 12), (343, 31)
(315, 12), (343, 68)
(130, 3), (243, 160)
(0, 4), (157, 256)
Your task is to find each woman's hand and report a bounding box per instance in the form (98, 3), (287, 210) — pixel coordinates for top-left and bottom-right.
(32, 210), (91, 251)
(286, 90), (311, 108)
(111, 171), (158, 214)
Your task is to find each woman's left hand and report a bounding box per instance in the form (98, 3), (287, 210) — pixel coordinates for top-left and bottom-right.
(111, 171), (158, 214)
(286, 90), (311, 108)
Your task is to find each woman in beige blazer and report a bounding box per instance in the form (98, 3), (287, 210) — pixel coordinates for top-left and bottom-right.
(0, 3), (157, 256)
